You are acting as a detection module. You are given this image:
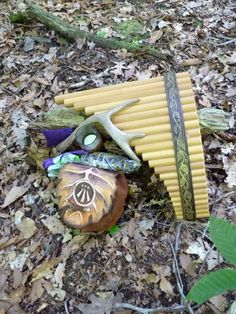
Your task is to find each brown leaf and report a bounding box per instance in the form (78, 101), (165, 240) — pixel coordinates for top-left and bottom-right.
(179, 58), (202, 66)
(16, 218), (37, 239)
(159, 276), (174, 295)
(210, 295), (227, 312)
(29, 279), (45, 303)
(31, 258), (60, 283)
(149, 29), (163, 44)
(179, 253), (196, 276)
(12, 269), (23, 289)
(1, 186), (29, 208)
(78, 292), (114, 314)
(0, 236), (21, 250)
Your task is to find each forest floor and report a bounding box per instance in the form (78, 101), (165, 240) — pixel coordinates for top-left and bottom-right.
(0, 0), (236, 313)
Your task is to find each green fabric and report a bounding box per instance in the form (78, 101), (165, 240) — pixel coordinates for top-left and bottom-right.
(47, 153), (81, 177)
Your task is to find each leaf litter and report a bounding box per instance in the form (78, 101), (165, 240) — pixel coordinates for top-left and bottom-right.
(0, 0), (236, 313)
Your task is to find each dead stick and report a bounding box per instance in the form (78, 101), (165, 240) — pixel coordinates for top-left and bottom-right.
(26, 3), (168, 60)
(114, 303), (186, 313)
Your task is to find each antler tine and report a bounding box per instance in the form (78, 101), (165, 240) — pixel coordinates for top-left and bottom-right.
(108, 98), (140, 116)
(55, 99), (145, 161)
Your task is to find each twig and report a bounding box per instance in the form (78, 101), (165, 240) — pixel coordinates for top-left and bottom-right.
(114, 303), (186, 313)
(216, 38), (236, 46)
(209, 191), (236, 206)
(64, 299), (70, 314)
(168, 223), (194, 314)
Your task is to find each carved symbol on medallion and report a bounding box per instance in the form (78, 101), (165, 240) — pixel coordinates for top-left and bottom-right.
(73, 180), (95, 207)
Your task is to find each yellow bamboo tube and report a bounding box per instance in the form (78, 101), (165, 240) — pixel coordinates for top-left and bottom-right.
(172, 202), (182, 207)
(111, 104), (197, 124)
(142, 147), (202, 161)
(171, 197), (181, 202)
(85, 95), (195, 116)
(194, 194), (208, 200)
(195, 199), (209, 205)
(152, 161), (204, 172)
(136, 141), (173, 154)
(192, 182), (207, 189)
(196, 207), (209, 211)
(167, 193), (208, 201)
(55, 72), (190, 104)
(131, 128), (200, 146)
(69, 79), (192, 108)
(168, 183), (207, 192)
(73, 86), (194, 110)
(134, 133), (172, 146)
(166, 176), (207, 187)
(135, 137), (201, 154)
(115, 112), (198, 131)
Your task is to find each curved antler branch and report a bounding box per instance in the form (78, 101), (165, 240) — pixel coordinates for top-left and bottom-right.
(54, 99), (145, 161)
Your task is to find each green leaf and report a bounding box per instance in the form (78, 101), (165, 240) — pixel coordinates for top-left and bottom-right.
(108, 225), (120, 236)
(187, 269), (236, 304)
(209, 216), (236, 265)
(10, 12), (26, 23)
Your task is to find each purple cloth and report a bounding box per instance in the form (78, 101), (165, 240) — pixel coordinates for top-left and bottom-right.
(43, 128), (74, 147)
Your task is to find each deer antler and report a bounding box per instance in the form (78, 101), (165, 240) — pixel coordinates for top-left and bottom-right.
(54, 99), (145, 162)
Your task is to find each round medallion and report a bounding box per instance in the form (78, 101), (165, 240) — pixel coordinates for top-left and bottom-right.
(73, 180), (95, 207)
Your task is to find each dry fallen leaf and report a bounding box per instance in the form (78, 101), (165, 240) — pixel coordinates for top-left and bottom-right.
(179, 253), (196, 276)
(140, 273), (159, 284)
(77, 292), (114, 314)
(149, 29), (163, 44)
(210, 295), (228, 312)
(1, 186), (29, 208)
(159, 276), (174, 295)
(41, 215), (65, 235)
(179, 58), (202, 66)
(31, 258), (60, 283)
(29, 278), (45, 303)
(16, 218), (37, 239)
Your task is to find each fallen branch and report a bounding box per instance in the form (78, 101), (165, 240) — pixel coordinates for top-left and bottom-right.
(25, 3), (167, 60)
(114, 303), (186, 313)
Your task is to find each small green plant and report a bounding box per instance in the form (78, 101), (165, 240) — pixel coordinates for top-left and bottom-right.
(108, 224), (121, 236)
(187, 216), (236, 304)
(115, 20), (144, 43)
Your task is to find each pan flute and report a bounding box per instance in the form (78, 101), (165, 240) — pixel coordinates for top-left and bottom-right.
(55, 71), (209, 220)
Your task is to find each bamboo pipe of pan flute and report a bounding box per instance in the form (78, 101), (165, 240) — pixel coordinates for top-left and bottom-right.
(196, 208), (209, 213)
(195, 200), (209, 205)
(171, 194), (207, 202)
(150, 156), (204, 167)
(168, 182), (206, 192)
(67, 78), (191, 107)
(142, 145), (202, 161)
(115, 113), (199, 130)
(170, 190), (207, 198)
(86, 95), (195, 116)
(130, 128), (200, 146)
(196, 209), (209, 213)
(112, 117), (200, 137)
(135, 134), (202, 154)
(196, 207), (209, 211)
(154, 161), (205, 173)
(159, 168), (206, 180)
(72, 85), (194, 109)
(165, 176), (208, 187)
(55, 72), (190, 104)
(111, 104), (197, 124)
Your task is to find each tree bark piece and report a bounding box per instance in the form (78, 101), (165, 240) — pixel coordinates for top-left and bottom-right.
(26, 3), (168, 60)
